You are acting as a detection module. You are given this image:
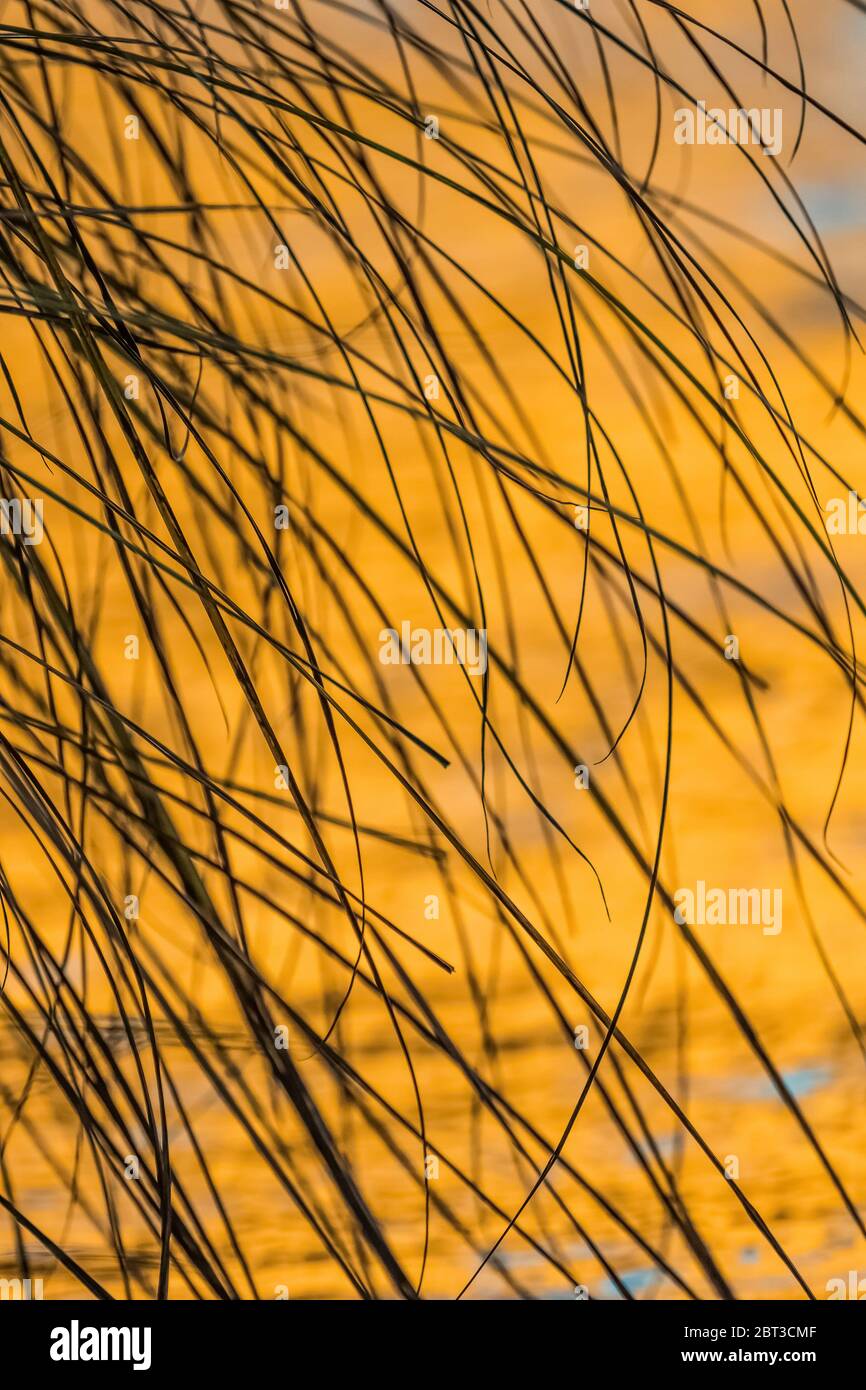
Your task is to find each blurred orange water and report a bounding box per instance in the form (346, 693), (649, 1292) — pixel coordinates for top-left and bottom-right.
(0, 0), (865, 1300)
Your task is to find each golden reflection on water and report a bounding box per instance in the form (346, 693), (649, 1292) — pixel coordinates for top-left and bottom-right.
(0, 0), (865, 1299)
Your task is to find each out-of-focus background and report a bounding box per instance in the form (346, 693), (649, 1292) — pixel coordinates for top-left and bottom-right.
(0, 0), (865, 1299)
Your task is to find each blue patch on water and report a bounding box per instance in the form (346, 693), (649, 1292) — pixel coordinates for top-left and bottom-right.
(782, 1065), (831, 1098)
(598, 1266), (658, 1299)
(748, 1064), (831, 1101)
(713, 1063), (831, 1102)
(801, 185), (864, 232)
